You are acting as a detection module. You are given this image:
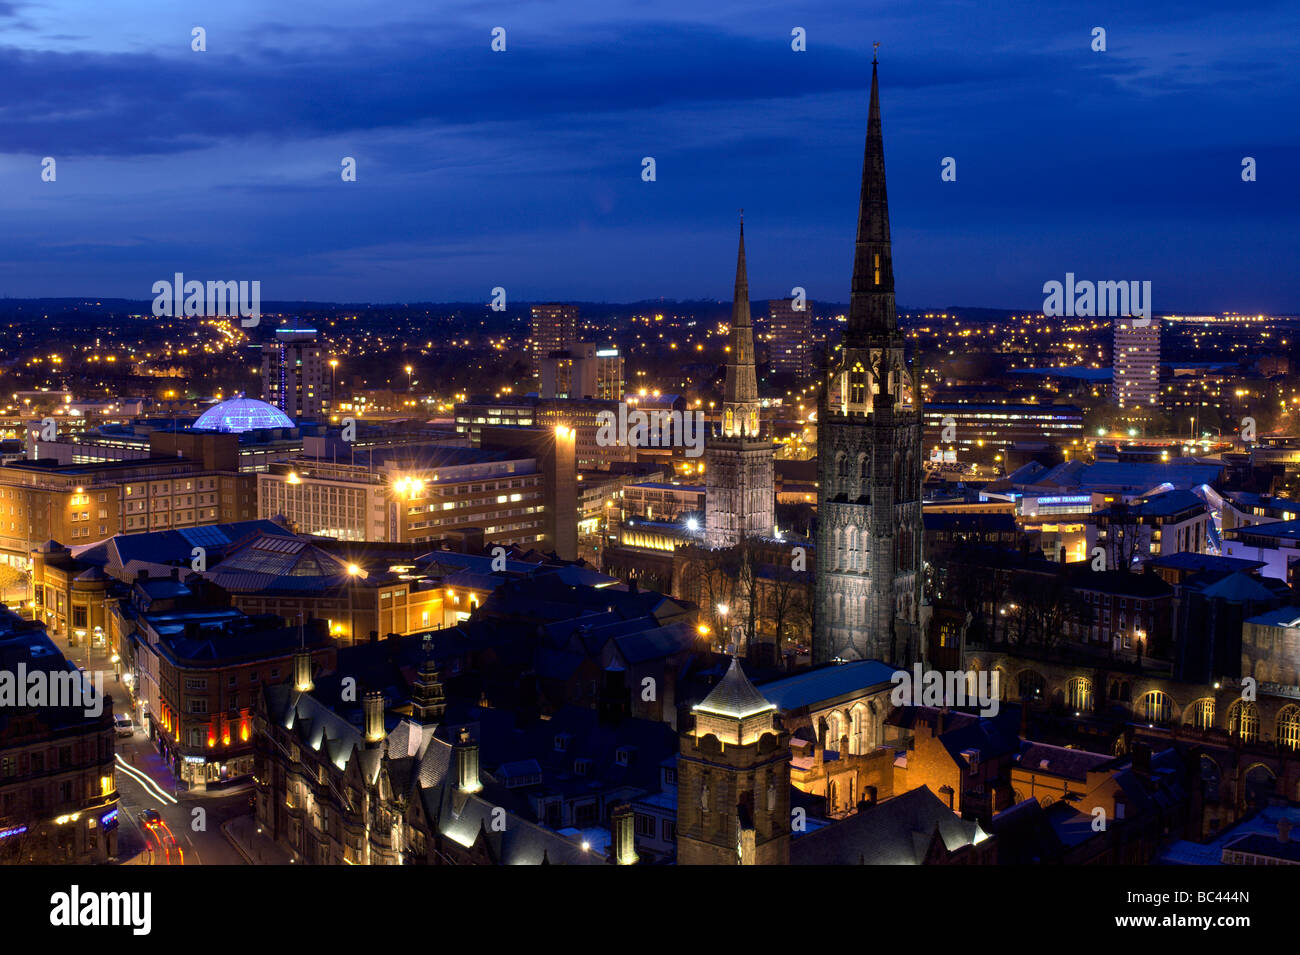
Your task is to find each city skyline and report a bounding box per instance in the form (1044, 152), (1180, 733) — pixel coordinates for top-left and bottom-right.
(2, 0), (1298, 907)
(1, 1), (1297, 311)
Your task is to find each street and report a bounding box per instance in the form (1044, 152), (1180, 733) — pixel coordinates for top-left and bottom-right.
(59, 637), (256, 866)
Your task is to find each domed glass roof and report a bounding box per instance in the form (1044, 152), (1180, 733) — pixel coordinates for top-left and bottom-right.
(193, 398), (295, 433)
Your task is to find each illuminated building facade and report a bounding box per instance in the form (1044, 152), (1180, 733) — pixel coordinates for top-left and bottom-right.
(258, 435), (575, 557)
(1112, 317), (1161, 409)
(540, 343), (624, 400)
(923, 403), (1084, 465)
(0, 456), (256, 570)
(123, 601), (335, 789)
(455, 397), (636, 471)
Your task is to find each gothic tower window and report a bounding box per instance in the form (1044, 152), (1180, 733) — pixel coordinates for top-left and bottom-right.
(873, 253), (881, 285)
(850, 363), (866, 405)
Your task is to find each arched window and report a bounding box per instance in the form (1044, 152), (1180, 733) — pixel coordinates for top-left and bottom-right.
(1229, 700), (1259, 743)
(1067, 677), (1093, 712)
(850, 705), (869, 755)
(1186, 698), (1215, 730)
(826, 711), (845, 752)
(1279, 706), (1300, 751)
(1017, 669), (1045, 701)
(1137, 691), (1172, 725)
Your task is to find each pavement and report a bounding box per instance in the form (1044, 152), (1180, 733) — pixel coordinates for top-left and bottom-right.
(222, 814), (296, 865)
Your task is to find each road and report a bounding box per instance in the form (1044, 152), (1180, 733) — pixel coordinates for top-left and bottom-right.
(63, 648), (256, 866)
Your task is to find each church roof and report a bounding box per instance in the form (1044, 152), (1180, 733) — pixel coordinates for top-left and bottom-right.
(757, 660), (900, 712)
(694, 656), (775, 720)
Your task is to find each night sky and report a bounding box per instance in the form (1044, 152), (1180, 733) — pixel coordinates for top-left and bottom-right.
(2, 0), (1296, 312)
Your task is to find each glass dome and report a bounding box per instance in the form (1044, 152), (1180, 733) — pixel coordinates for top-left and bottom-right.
(192, 397), (295, 433)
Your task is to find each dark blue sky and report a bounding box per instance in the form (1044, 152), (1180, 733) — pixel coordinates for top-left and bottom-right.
(2, 0), (1296, 311)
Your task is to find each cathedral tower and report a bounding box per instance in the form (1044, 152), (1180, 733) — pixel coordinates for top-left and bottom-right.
(812, 56), (924, 666)
(705, 219), (776, 548)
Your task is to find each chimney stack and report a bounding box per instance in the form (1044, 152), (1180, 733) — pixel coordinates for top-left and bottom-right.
(609, 803), (638, 865)
(455, 726), (481, 793)
(293, 647), (314, 693)
(362, 691), (385, 743)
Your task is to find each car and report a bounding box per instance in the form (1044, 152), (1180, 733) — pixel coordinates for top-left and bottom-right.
(113, 713), (134, 737)
(139, 809), (162, 828)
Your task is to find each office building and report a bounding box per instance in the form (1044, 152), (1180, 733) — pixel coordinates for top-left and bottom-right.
(766, 298), (813, 377)
(262, 327), (329, 420)
(530, 304), (579, 370)
(540, 343), (624, 400)
(1112, 318), (1161, 409)
(257, 431), (576, 558)
(0, 454), (256, 571)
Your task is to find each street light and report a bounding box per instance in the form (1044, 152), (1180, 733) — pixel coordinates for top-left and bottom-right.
(329, 359), (338, 415)
(406, 365), (413, 393)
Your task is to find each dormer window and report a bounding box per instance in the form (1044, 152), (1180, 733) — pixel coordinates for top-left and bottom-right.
(573, 758), (592, 776)
(553, 733), (571, 753)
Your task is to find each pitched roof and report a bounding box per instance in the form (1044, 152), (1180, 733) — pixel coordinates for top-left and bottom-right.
(694, 657), (776, 720)
(757, 660), (900, 712)
(790, 786), (988, 865)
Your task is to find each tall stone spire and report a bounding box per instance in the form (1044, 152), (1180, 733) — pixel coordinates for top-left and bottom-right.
(846, 58), (897, 344)
(722, 217), (760, 438)
(813, 53), (924, 668)
(704, 216), (775, 551)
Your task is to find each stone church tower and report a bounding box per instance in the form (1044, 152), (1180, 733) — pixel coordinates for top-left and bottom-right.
(676, 657), (791, 865)
(705, 220), (776, 548)
(813, 57), (924, 666)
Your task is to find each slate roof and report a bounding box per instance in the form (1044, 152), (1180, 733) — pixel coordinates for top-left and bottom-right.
(694, 657), (775, 720)
(790, 786), (988, 865)
(1017, 742), (1112, 781)
(1244, 606), (1300, 628)
(756, 661), (900, 712)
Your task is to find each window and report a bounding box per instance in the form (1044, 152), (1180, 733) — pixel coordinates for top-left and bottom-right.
(635, 813), (655, 837)
(849, 362), (866, 405)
